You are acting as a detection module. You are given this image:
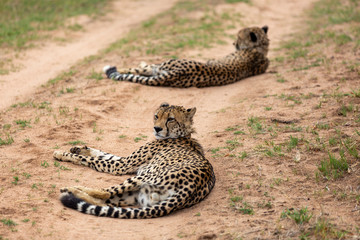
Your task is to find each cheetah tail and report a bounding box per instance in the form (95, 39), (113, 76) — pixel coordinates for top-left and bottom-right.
(60, 192), (176, 219)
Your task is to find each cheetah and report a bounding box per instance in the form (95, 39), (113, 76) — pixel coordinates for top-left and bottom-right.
(103, 26), (269, 88)
(53, 103), (215, 219)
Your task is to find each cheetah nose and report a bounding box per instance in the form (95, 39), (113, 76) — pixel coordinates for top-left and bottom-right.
(154, 127), (163, 133)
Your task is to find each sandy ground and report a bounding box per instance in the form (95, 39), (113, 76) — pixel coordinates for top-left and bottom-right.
(1, 0), (360, 239)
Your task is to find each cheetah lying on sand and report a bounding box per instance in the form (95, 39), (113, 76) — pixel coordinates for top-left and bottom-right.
(53, 103), (215, 218)
(103, 26), (269, 88)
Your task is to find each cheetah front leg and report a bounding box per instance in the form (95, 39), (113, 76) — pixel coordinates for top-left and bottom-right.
(69, 146), (119, 159)
(53, 142), (155, 175)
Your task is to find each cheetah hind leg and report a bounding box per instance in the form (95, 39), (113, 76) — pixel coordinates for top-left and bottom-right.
(117, 61), (152, 76)
(60, 186), (110, 206)
(104, 61), (155, 76)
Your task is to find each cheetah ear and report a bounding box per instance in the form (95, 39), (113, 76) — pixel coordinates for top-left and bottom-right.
(250, 32), (257, 42)
(160, 102), (169, 107)
(186, 107), (196, 119)
(262, 26), (268, 34)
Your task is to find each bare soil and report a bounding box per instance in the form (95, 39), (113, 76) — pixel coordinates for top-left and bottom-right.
(1, 0), (359, 239)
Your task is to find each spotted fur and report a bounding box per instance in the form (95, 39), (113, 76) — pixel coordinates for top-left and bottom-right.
(53, 103), (215, 218)
(103, 26), (269, 88)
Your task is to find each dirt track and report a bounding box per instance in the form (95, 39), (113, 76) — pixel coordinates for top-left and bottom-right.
(0, 0), (175, 110)
(1, 0), (359, 239)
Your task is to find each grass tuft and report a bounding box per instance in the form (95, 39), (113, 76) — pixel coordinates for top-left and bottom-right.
(281, 207), (312, 225)
(317, 151), (348, 180)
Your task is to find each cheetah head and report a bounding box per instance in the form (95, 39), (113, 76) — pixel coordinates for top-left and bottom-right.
(153, 103), (196, 139)
(233, 26), (269, 55)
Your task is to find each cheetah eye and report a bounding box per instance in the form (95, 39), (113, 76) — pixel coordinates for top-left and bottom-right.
(167, 117), (175, 122)
(154, 115), (158, 120)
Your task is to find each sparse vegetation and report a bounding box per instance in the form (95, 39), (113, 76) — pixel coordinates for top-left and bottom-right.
(317, 151), (349, 180)
(0, 134), (14, 146)
(68, 140), (86, 145)
(281, 207), (312, 225)
(1, 218), (17, 227)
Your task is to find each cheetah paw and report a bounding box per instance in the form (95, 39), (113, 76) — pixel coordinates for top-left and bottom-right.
(53, 151), (65, 161)
(70, 146), (90, 156)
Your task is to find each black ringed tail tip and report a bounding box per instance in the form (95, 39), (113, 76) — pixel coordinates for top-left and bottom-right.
(103, 65), (118, 78)
(60, 192), (83, 209)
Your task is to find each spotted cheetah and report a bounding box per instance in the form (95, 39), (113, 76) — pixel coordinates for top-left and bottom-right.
(103, 26), (269, 88)
(53, 103), (215, 218)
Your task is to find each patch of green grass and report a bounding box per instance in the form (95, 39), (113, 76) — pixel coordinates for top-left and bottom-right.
(11, 176), (19, 185)
(334, 33), (352, 45)
(234, 130), (245, 135)
(225, 139), (241, 151)
(45, 69), (77, 87)
(67, 23), (83, 31)
(134, 135), (148, 143)
(225, 0), (251, 3)
(274, 56), (285, 63)
(41, 160), (50, 168)
(238, 202), (254, 215)
(247, 117), (263, 134)
(310, 218), (348, 239)
(262, 141), (284, 157)
(15, 119), (31, 129)
(292, 58), (323, 71)
(2, 124), (11, 130)
(287, 136), (299, 151)
(281, 207), (312, 225)
(230, 196), (243, 203)
(0, 134), (14, 146)
(0, 0), (111, 48)
(310, 0), (360, 29)
(316, 123), (330, 130)
(66, 87), (75, 93)
(211, 147), (221, 154)
(338, 104), (353, 116)
(318, 151), (348, 180)
(1, 218), (17, 227)
(54, 160), (71, 171)
(87, 69), (104, 81)
(225, 126), (237, 131)
(22, 172), (31, 179)
(68, 140), (86, 145)
(342, 138), (359, 159)
(238, 151), (247, 160)
(284, 124), (303, 132)
(350, 88), (360, 97)
(279, 94), (302, 105)
(10, 101), (37, 108)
